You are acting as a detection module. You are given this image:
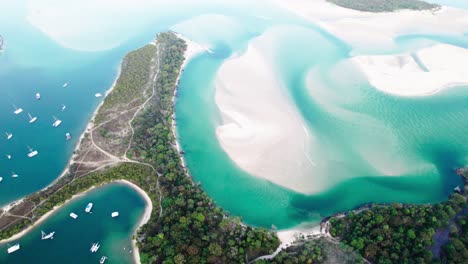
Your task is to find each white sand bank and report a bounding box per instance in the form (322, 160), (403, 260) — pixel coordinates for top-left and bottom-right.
(277, 0), (468, 51)
(349, 44), (468, 96)
(215, 29), (320, 194)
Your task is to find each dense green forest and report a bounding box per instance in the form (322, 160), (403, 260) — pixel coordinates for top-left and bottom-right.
(328, 178), (467, 263)
(129, 32), (279, 263)
(259, 237), (363, 264)
(441, 215), (468, 263)
(328, 0), (438, 12)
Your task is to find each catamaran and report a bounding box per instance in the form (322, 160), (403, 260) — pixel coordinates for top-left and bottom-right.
(41, 230), (55, 240)
(7, 244), (20, 254)
(27, 146), (38, 158)
(11, 172), (18, 178)
(100, 256), (108, 264)
(111, 212), (119, 218)
(90, 243), (100, 253)
(95, 93), (102, 98)
(36, 93), (41, 100)
(28, 113), (38, 123)
(69, 213), (78, 219)
(61, 104), (66, 111)
(85, 202), (93, 213)
(52, 116), (62, 127)
(13, 105), (23, 115)
(5, 132), (12, 140)
(63, 82), (68, 88)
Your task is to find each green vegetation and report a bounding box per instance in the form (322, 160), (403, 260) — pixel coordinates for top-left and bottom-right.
(329, 191), (466, 263)
(327, 0), (438, 12)
(0, 31), (279, 263)
(0, 163), (156, 240)
(94, 44), (157, 125)
(441, 215), (468, 263)
(129, 32), (279, 263)
(259, 238), (363, 264)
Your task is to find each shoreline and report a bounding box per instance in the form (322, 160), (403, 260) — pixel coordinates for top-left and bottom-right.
(0, 180), (153, 251)
(171, 32), (208, 170)
(115, 180), (153, 264)
(1, 65), (122, 213)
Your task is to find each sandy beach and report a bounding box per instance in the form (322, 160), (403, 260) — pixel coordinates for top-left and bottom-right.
(117, 180), (153, 264)
(171, 33), (209, 169)
(214, 27), (320, 194)
(348, 44), (468, 96)
(277, 0), (468, 52)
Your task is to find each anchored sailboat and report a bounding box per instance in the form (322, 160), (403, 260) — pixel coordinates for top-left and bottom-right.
(65, 133), (71, 140)
(27, 146), (38, 158)
(85, 203), (93, 213)
(52, 116), (62, 127)
(100, 256), (108, 264)
(90, 242), (100, 253)
(36, 93), (41, 100)
(61, 104), (66, 111)
(0, 177), (3, 183)
(7, 244), (20, 254)
(41, 230), (55, 240)
(5, 132), (12, 140)
(62, 82), (68, 88)
(11, 172), (18, 178)
(13, 104), (23, 115)
(28, 113), (38, 123)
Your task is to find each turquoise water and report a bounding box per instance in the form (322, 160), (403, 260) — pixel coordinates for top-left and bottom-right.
(0, 183), (146, 263)
(0, 2), (467, 262)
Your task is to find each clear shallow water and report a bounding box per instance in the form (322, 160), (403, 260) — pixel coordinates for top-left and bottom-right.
(0, 183), (146, 263)
(0, 0), (467, 248)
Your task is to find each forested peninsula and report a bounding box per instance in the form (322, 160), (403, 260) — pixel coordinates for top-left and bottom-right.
(0, 30), (466, 264)
(0, 32), (279, 263)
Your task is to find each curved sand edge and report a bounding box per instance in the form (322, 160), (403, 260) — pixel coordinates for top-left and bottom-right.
(349, 44), (468, 96)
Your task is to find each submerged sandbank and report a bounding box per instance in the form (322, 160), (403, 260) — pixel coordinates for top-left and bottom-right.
(348, 44), (468, 96)
(215, 28), (319, 194)
(277, 0), (468, 51)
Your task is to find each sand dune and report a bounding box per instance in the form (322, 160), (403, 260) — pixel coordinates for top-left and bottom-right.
(215, 30), (321, 194)
(349, 44), (468, 96)
(277, 0), (468, 52)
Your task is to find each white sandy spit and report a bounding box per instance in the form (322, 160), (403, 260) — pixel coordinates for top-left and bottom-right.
(348, 44), (468, 96)
(276, 0), (468, 51)
(215, 28), (321, 194)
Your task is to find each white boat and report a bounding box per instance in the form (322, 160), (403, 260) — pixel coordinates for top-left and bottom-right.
(85, 202), (93, 213)
(7, 244), (20, 254)
(52, 116), (62, 127)
(65, 133), (71, 140)
(6, 132), (12, 140)
(41, 230), (55, 240)
(61, 104), (66, 111)
(100, 256), (108, 264)
(13, 105), (23, 115)
(6, 154), (11, 159)
(90, 243), (100, 253)
(63, 82), (68, 88)
(95, 93), (102, 98)
(11, 172), (18, 178)
(111, 212), (119, 218)
(36, 93), (41, 100)
(0, 177), (3, 182)
(27, 146), (38, 158)
(69, 213), (78, 219)
(28, 113), (38, 123)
